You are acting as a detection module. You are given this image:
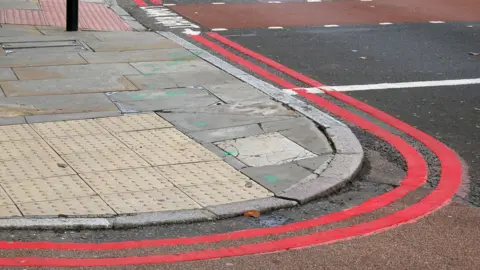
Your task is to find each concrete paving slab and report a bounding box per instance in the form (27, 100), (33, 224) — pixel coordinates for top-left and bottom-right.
(112, 209), (216, 228)
(13, 63), (141, 80)
(25, 111), (121, 124)
(295, 155), (332, 172)
(202, 82), (270, 103)
(0, 93), (119, 117)
(85, 39), (180, 52)
(0, 27), (42, 37)
(215, 132), (317, 167)
(0, 116), (26, 125)
(166, 70), (239, 87)
(0, 68), (16, 81)
(91, 31), (165, 41)
(80, 48), (197, 64)
(0, 1), (39, 9)
(241, 162), (312, 194)
(317, 153), (364, 180)
(106, 88), (220, 112)
(326, 126), (364, 154)
(130, 59), (218, 74)
(167, 99), (297, 116)
(4, 46), (88, 57)
(126, 74), (178, 90)
(0, 53), (87, 68)
(279, 121), (333, 156)
(278, 175), (348, 203)
(158, 112), (298, 132)
(0, 76), (137, 96)
(189, 124), (264, 143)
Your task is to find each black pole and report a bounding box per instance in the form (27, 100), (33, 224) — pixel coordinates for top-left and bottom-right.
(66, 0), (79, 31)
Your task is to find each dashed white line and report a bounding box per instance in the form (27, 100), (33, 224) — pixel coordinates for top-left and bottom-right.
(163, 3), (176, 6)
(307, 0), (322, 2)
(211, 28), (228, 31)
(379, 22), (393, 25)
(268, 1), (281, 3)
(429, 21), (446, 24)
(283, 78), (480, 93)
(324, 24), (339, 27)
(268, 26), (284, 29)
(212, 2), (226, 4)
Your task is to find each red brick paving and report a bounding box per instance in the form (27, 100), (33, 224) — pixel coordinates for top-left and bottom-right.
(171, 0), (480, 29)
(0, 0), (130, 31)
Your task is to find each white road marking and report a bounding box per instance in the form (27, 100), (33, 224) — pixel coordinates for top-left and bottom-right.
(379, 22), (393, 25)
(268, 26), (284, 29)
(182, 29), (201, 35)
(307, 0), (322, 2)
(268, 1), (282, 3)
(429, 21), (446, 23)
(324, 24), (339, 27)
(283, 78), (480, 93)
(141, 7), (199, 29)
(212, 2), (226, 4)
(212, 28), (228, 31)
(163, 3), (176, 6)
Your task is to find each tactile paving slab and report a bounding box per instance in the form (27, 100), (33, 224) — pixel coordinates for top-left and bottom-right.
(18, 196), (115, 216)
(0, 139), (61, 161)
(79, 167), (174, 195)
(0, 124), (40, 142)
(46, 134), (128, 155)
(101, 188), (201, 214)
(156, 161), (249, 187)
(0, 158), (76, 182)
(62, 149), (150, 173)
(115, 128), (194, 148)
(95, 113), (172, 133)
(2, 175), (95, 204)
(32, 119), (109, 138)
(182, 181), (273, 207)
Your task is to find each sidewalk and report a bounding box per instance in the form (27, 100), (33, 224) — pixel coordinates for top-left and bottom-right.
(0, 16), (362, 228)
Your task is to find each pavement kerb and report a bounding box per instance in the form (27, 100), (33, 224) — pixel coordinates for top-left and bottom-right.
(0, 31), (363, 230)
(106, 0), (147, 31)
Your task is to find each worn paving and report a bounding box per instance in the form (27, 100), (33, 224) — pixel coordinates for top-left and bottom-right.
(0, 26), (349, 219)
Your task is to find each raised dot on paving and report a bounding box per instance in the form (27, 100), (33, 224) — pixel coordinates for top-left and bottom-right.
(45, 134), (128, 155)
(79, 167), (174, 195)
(114, 128), (194, 149)
(1, 175), (95, 204)
(100, 188), (201, 214)
(0, 158), (76, 183)
(0, 139), (61, 161)
(181, 181), (273, 207)
(155, 160), (249, 187)
(94, 113), (172, 133)
(31, 119), (110, 138)
(17, 196), (115, 216)
(0, 124), (40, 142)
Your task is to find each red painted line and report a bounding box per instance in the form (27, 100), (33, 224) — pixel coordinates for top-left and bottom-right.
(0, 34), (461, 267)
(150, 0), (163, 5)
(0, 36), (425, 252)
(132, 0), (148, 7)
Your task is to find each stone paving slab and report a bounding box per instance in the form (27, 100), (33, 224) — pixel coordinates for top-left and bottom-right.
(106, 88), (221, 112)
(0, 76), (137, 96)
(12, 63), (141, 80)
(0, 93), (119, 118)
(0, 52), (87, 68)
(85, 39), (181, 52)
(0, 68), (16, 81)
(80, 48), (197, 64)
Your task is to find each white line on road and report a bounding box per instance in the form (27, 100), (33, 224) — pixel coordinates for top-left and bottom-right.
(283, 78), (480, 93)
(268, 26), (284, 29)
(212, 28), (228, 31)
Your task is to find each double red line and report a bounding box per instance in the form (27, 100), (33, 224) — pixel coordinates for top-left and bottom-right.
(132, 0), (162, 7)
(0, 33), (462, 267)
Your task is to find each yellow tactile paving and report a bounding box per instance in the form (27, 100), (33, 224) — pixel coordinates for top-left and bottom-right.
(0, 139), (61, 161)
(0, 158), (76, 183)
(95, 113), (172, 133)
(31, 119), (110, 138)
(79, 167), (173, 195)
(115, 128), (193, 149)
(101, 188), (201, 214)
(62, 149), (150, 173)
(0, 124), (40, 142)
(0, 205), (22, 217)
(134, 142), (220, 166)
(182, 181), (273, 207)
(156, 161), (248, 187)
(0, 188), (14, 206)
(2, 175), (95, 204)
(18, 196), (115, 216)
(46, 134), (128, 155)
